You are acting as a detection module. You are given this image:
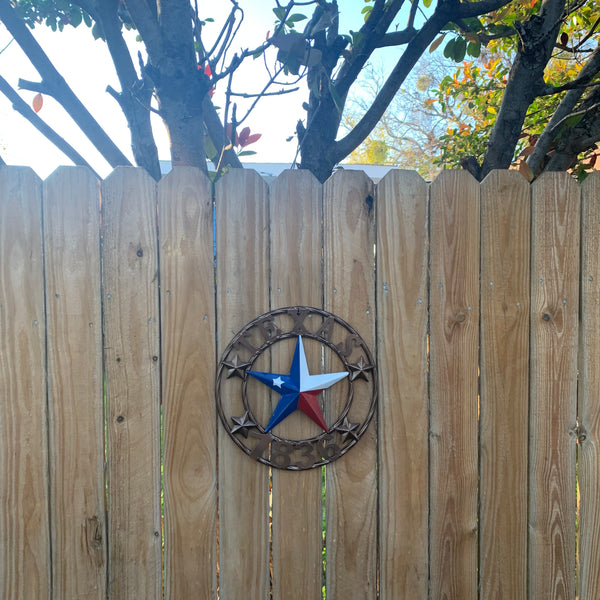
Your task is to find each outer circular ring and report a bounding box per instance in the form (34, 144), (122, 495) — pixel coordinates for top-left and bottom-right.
(216, 306), (377, 470)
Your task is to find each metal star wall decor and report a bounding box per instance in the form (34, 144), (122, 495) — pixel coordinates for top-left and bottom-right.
(216, 307), (377, 470)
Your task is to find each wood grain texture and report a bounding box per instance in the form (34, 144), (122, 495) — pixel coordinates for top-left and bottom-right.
(578, 173), (600, 599)
(269, 170), (324, 600)
(529, 172), (579, 600)
(429, 170), (480, 600)
(159, 168), (217, 599)
(0, 167), (50, 599)
(376, 170), (429, 599)
(43, 167), (106, 599)
(323, 170), (377, 600)
(101, 168), (162, 599)
(479, 171), (530, 599)
(215, 169), (271, 599)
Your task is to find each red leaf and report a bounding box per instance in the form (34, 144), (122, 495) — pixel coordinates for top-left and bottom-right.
(245, 133), (262, 146)
(204, 63), (212, 77)
(32, 93), (43, 113)
(237, 126), (251, 147)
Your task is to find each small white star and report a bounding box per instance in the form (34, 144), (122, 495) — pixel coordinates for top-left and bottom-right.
(273, 376), (284, 388)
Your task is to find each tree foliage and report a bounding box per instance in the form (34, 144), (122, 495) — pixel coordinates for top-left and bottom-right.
(433, 0), (600, 179)
(1, 0), (598, 182)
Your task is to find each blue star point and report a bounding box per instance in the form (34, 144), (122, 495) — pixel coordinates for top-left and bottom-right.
(248, 335), (348, 433)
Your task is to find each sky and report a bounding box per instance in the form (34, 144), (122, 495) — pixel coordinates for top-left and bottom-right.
(0, 0), (387, 179)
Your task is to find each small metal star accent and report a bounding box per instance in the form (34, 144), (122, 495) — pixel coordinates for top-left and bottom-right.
(223, 354), (251, 379)
(336, 417), (360, 442)
(249, 335), (348, 432)
(348, 355), (374, 382)
(230, 411), (257, 438)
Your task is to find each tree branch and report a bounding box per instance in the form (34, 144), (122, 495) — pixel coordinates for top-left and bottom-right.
(0, 73), (100, 176)
(543, 92), (600, 171)
(375, 27), (417, 48)
(334, 0), (404, 99)
(332, 3), (454, 163)
(96, 0), (160, 179)
(202, 94), (243, 170)
(0, 0), (131, 168)
(122, 0), (162, 60)
(527, 46), (600, 174)
(480, 0), (567, 178)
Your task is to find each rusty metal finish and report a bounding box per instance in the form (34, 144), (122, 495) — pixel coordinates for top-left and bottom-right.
(216, 306), (377, 470)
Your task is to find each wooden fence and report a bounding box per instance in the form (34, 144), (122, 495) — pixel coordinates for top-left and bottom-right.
(0, 165), (599, 599)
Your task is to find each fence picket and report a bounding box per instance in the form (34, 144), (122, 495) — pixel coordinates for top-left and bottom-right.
(215, 169), (271, 599)
(0, 167), (50, 599)
(578, 172), (600, 599)
(101, 167), (162, 599)
(429, 170), (480, 600)
(43, 167), (106, 599)
(376, 170), (429, 599)
(529, 172), (580, 600)
(159, 168), (217, 599)
(323, 170), (378, 600)
(269, 170), (324, 600)
(479, 170), (530, 598)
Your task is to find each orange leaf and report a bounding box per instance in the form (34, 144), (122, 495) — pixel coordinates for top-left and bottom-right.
(32, 93), (43, 113)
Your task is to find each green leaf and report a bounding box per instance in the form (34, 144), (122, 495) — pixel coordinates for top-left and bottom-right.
(82, 11), (92, 27)
(237, 150), (257, 157)
(273, 7), (287, 21)
(453, 37), (467, 61)
(91, 22), (103, 40)
(329, 83), (344, 116)
(286, 13), (307, 24)
(467, 41), (481, 58)
(69, 8), (82, 28)
(423, 0), (433, 8)
(443, 38), (456, 59)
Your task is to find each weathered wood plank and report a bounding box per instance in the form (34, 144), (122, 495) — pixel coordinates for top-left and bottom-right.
(323, 170), (377, 600)
(429, 170), (480, 600)
(578, 173), (600, 599)
(0, 167), (50, 599)
(43, 167), (106, 599)
(159, 168), (217, 599)
(101, 168), (162, 599)
(376, 170), (429, 599)
(479, 170), (529, 599)
(269, 170), (324, 600)
(216, 169), (271, 599)
(529, 172), (579, 600)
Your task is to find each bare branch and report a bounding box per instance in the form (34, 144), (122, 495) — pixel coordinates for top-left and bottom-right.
(0, 0), (131, 168)
(0, 73), (100, 176)
(96, 0), (160, 178)
(122, 0), (162, 60)
(375, 28), (417, 48)
(332, 4), (453, 163)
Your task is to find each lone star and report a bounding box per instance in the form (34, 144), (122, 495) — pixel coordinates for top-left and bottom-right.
(248, 335), (348, 432)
